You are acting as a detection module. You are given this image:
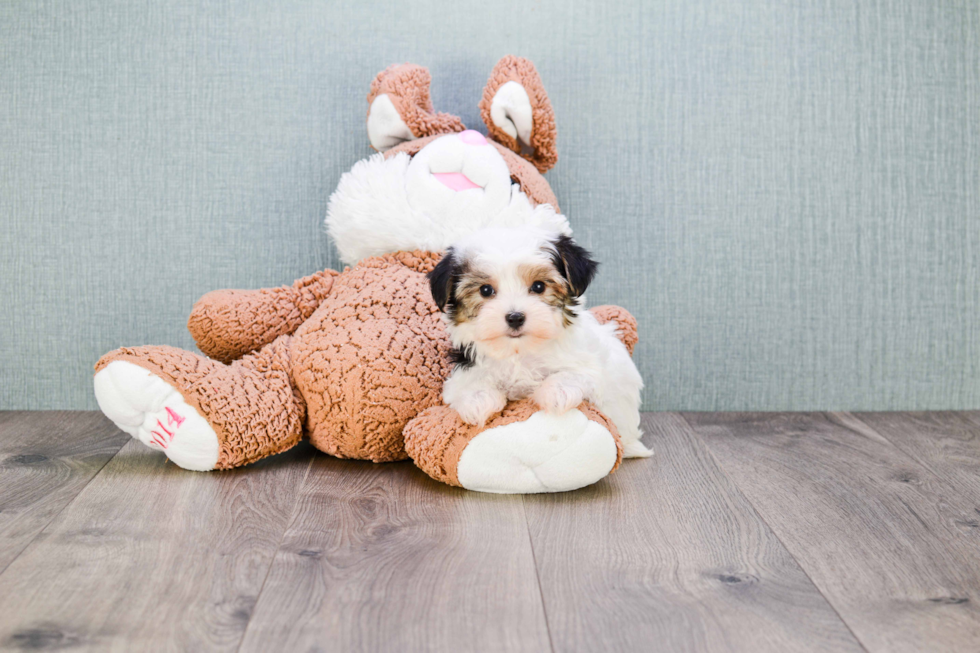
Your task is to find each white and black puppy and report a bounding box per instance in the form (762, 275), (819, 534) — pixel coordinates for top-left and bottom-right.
(428, 226), (652, 458)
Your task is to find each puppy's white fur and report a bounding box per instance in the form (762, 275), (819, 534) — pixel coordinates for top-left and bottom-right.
(436, 226), (652, 458)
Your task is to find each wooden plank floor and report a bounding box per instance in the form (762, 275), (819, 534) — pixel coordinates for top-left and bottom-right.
(1, 412), (979, 652)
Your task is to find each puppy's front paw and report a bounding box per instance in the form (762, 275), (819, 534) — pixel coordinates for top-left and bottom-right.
(450, 389), (507, 426)
(534, 378), (585, 415)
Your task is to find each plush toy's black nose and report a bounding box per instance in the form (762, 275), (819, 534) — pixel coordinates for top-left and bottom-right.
(506, 312), (526, 329)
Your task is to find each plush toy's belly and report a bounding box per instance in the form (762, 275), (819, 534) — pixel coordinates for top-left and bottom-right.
(290, 252), (452, 462)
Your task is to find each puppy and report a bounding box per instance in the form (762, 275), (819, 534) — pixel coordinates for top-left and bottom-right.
(427, 225), (652, 458)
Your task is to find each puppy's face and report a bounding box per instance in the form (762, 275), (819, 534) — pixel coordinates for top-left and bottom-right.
(428, 228), (598, 359)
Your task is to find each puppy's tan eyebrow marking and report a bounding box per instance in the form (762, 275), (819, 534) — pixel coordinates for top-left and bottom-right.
(457, 272), (492, 295)
(518, 263), (557, 288)
(519, 261), (578, 326)
(452, 270), (494, 324)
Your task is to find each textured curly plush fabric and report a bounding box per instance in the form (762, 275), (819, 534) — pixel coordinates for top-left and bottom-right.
(479, 55), (558, 174)
(490, 142), (561, 212)
(367, 63), (465, 146)
(188, 269), (339, 364)
(404, 399), (623, 488)
(95, 335), (305, 469)
(97, 251), (637, 475)
(385, 137), (560, 213)
(590, 304), (639, 356)
(291, 251), (454, 462)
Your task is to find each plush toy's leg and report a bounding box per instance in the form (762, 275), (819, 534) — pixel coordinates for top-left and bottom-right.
(94, 336), (304, 470)
(404, 399), (623, 494)
(188, 269), (338, 364)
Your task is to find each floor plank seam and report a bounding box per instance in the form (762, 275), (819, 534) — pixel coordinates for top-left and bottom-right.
(234, 452), (317, 653)
(6, 411), (979, 650)
(0, 431), (129, 578)
(520, 496), (556, 653)
(676, 412), (873, 653)
(842, 412), (948, 482)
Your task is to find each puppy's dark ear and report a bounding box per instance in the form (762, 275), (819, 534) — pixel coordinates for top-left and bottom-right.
(550, 235), (598, 297)
(427, 248), (459, 311)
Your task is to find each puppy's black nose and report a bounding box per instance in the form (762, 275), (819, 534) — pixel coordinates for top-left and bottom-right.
(506, 312), (526, 329)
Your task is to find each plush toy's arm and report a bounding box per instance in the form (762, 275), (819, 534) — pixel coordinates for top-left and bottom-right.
(187, 269), (339, 363)
(589, 305), (638, 356)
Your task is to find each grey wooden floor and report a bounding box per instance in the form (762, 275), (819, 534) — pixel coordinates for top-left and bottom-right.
(1, 412), (979, 652)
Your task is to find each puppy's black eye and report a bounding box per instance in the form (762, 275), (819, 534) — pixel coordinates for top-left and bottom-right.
(530, 281), (546, 294)
(479, 284), (495, 298)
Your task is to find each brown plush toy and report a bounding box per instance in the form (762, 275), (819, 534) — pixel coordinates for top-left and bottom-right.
(93, 56), (641, 494)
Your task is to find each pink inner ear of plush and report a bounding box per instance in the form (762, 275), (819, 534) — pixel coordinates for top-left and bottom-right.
(432, 172), (482, 191)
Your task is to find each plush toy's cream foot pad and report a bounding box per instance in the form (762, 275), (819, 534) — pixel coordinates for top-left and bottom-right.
(403, 399), (624, 494)
(458, 409), (619, 494)
(94, 361), (220, 471)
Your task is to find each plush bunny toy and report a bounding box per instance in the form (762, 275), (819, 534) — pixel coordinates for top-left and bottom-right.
(93, 56), (641, 494)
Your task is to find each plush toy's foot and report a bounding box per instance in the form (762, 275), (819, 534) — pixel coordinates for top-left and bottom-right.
(94, 337), (305, 470)
(457, 410), (619, 493)
(404, 399), (623, 494)
(94, 361), (220, 470)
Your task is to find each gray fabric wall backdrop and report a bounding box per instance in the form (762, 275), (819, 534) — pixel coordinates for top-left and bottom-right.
(1, 1), (978, 411)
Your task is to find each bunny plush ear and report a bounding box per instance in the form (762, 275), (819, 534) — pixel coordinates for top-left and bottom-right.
(479, 56), (558, 173)
(366, 64), (466, 151)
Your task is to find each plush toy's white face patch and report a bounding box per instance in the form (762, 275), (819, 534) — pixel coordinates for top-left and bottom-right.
(404, 131), (515, 225)
(325, 135), (570, 267)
